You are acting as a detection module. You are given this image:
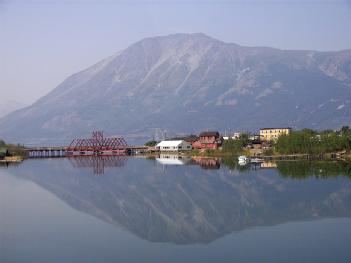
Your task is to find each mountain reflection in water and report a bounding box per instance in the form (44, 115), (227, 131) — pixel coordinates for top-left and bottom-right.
(9, 157), (351, 244)
(68, 156), (128, 175)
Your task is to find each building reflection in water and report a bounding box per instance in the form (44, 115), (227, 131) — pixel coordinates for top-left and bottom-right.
(156, 154), (220, 169)
(156, 154), (192, 166)
(191, 157), (221, 169)
(68, 155), (221, 175)
(68, 156), (128, 175)
(260, 161), (278, 168)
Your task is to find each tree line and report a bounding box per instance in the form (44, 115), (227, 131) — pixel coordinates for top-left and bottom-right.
(275, 126), (351, 154)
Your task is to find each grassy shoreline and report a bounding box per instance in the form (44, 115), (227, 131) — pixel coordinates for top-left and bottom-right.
(0, 139), (27, 163)
(142, 149), (351, 162)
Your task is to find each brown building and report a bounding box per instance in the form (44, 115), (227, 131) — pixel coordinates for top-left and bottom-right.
(260, 127), (292, 141)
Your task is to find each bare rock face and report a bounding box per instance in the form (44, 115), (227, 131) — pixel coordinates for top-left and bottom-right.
(0, 33), (350, 144)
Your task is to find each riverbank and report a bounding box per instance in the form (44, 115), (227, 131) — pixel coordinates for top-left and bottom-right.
(0, 156), (24, 163)
(139, 149), (350, 162)
(0, 139), (27, 163)
(143, 126), (351, 161)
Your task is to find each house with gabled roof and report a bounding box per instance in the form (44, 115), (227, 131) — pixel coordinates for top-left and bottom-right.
(193, 131), (223, 150)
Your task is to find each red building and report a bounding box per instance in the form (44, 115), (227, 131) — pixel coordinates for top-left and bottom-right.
(193, 131), (223, 150)
(170, 135), (199, 148)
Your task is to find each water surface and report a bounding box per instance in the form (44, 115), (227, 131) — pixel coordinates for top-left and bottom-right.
(1, 157), (351, 263)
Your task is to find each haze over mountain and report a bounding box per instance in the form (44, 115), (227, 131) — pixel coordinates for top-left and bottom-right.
(0, 100), (26, 119)
(0, 33), (350, 144)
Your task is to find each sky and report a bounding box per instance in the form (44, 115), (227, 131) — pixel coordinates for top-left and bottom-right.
(0, 0), (351, 106)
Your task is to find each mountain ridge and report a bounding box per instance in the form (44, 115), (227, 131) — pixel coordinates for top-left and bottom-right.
(1, 33), (350, 144)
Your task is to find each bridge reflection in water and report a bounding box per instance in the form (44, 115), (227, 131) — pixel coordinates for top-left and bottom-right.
(68, 156), (128, 175)
(68, 155), (221, 175)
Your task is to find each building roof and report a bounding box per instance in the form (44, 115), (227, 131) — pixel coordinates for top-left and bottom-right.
(156, 140), (185, 147)
(260, 127), (292, 130)
(170, 135), (198, 142)
(199, 131), (219, 137)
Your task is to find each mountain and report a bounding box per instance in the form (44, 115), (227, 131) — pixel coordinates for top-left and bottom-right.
(0, 33), (350, 145)
(0, 100), (26, 118)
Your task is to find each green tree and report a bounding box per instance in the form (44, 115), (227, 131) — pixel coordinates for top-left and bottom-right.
(222, 134), (249, 154)
(275, 128), (351, 154)
(144, 140), (158, 147)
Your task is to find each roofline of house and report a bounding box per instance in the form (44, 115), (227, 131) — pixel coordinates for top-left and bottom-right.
(260, 127), (292, 130)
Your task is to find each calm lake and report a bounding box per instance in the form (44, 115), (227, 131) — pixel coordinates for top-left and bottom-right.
(1, 156), (351, 263)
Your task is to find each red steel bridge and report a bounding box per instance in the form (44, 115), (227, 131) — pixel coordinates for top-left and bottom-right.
(27, 131), (129, 157)
(67, 131), (128, 154)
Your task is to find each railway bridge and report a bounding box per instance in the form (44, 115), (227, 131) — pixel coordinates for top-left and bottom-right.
(26, 131), (130, 158)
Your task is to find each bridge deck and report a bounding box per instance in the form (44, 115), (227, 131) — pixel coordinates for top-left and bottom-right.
(26, 147), (67, 152)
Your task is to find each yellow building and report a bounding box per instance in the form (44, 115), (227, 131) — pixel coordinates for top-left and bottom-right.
(260, 127), (292, 141)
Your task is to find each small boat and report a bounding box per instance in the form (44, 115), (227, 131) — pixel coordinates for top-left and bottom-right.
(238, 155), (249, 164)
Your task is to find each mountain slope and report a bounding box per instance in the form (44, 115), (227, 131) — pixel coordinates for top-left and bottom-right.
(1, 33), (350, 144)
(0, 100), (26, 118)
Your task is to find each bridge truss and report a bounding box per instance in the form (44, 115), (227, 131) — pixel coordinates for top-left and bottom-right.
(67, 131), (128, 152)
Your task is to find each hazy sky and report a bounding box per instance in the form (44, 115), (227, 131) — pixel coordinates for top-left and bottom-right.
(1, 0), (351, 106)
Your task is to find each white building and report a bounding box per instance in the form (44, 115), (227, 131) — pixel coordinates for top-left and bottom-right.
(233, 132), (241, 139)
(156, 140), (192, 152)
(223, 132), (242, 140)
